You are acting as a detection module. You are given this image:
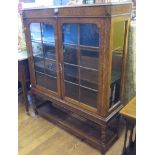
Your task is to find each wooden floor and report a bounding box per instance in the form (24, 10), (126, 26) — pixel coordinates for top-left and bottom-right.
(18, 95), (128, 155)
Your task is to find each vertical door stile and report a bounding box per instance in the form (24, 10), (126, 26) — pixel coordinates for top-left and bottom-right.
(97, 21), (104, 115)
(56, 17), (62, 98)
(58, 19), (65, 99)
(26, 21), (37, 87)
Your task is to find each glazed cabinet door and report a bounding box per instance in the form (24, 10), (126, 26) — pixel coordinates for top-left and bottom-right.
(58, 19), (103, 112)
(27, 19), (61, 97)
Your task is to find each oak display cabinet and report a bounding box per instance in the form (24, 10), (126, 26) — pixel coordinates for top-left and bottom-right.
(22, 2), (132, 154)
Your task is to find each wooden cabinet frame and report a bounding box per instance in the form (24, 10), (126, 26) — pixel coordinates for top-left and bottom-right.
(22, 3), (132, 154)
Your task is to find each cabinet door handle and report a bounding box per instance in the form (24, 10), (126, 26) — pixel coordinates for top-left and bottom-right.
(59, 64), (62, 73)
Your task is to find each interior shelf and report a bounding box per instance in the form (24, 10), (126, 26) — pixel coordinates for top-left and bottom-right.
(37, 102), (102, 147)
(37, 101), (117, 150)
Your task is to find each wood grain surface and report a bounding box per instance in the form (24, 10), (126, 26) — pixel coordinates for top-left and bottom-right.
(120, 97), (136, 120)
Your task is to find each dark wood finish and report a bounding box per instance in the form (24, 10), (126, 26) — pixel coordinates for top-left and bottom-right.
(23, 3), (132, 155)
(18, 51), (30, 114)
(23, 3), (132, 18)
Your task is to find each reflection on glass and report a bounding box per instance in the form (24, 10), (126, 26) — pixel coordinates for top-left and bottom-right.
(61, 23), (100, 107)
(33, 57), (44, 73)
(80, 24), (99, 47)
(31, 22), (58, 92)
(112, 22), (125, 51)
(63, 45), (78, 65)
(62, 24), (78, 45)
(64, 64), (78, 84)
(30, 23), (41, 41)
(65, 82), (79, 101)
(42, 23), (55, 43)
(35, 71), (45, 87)
(43, 43), (56, 60)
(80, 49), (99, 69)
(110, 21), (125, 108)
(44, 59), (57, 77)
(44, 75), (57, 92)
(80, 86), (97, 108)
(110, 79), (121, 107)
(32, 42), (43, 57)
(80, 68), (98, 90)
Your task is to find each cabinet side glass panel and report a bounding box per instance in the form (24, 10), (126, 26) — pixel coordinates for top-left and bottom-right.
(30, 22), (58, 93)
(109, 21), (125, 108)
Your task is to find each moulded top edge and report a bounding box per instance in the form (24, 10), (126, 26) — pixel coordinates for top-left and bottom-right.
(22, 2), (132, 11)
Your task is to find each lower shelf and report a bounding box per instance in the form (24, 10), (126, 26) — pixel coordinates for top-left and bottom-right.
(37, 101), (118, 151)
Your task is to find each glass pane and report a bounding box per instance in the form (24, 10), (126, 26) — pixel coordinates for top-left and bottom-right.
(112, 22), (125, 51)
(110, 21), (125, 108)
(44, 59), (57, 77)
(35, 71), (45, 87)
(44, 75), (57, 92)
(80, 24), (99, 47)
(63, 45), (78, 65)
(80, 68), (98, 90)
(43, 43), (56, 60)
(83, 0), (95, 4)
(80, 86), (97, 108)
(42, 23), (55, 43)
(65, 82), (79, 101)
(64, 64), (78, 84)
(80, 49), (99, 69)
(33, 57), (44, 73)
(32, 42), (43, 57)
(62, 24), (78, 45)
(30, 23), (41, 41)
(109, 79), (121, 108)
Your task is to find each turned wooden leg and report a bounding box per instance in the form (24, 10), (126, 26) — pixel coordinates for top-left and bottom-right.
(126, 122), (135, 154)
(122, 120), (128, 155)
(31, 93), (38, 115)
(101, 124), (107, 155)
(130, 125), (136, 148)
(128, 127), (133, 146)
